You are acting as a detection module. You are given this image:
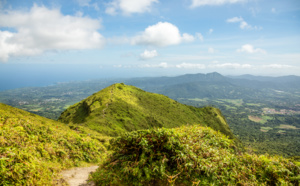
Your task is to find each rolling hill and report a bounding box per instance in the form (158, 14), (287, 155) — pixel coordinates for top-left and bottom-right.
(58, 83), (234, 138)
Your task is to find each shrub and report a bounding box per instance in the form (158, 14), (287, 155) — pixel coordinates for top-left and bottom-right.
(91, 125), (300, 185)
(0, 103), (108, 185)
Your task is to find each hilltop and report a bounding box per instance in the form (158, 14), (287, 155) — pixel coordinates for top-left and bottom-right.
(58, 83), (234, 138)
(0, 103), (108, 185)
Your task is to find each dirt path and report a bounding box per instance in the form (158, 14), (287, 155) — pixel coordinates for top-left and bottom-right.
(60, 166), (98, 186)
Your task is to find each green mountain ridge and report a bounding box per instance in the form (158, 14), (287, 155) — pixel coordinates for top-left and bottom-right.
(58, 83), (234, 138)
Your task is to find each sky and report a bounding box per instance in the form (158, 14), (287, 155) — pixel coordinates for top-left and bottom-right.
(0, 0), (300, 89)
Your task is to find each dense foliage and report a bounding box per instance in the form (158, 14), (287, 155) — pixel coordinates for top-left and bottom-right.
(0, 103), (108, 185)
(91, 125), (300, 185)
(58, 83), (234, 138)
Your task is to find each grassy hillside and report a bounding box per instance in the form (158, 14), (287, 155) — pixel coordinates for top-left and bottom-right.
(91, 125), (300, 185)
(58, 83), (234, 138)
(0, 103), (108, 185)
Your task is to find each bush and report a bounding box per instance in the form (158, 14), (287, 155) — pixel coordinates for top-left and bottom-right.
(91, 125), (300, 185)
(0, 103), (108, 185)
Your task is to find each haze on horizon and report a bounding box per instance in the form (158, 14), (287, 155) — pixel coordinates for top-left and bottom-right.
(0, 0), (299, 90)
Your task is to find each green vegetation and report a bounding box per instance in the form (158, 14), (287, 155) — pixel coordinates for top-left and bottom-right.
(181, 98), (300, 157)
(58, 83), (234, 139)
(91, 125), (300, 185)
(0, 103), (108, 185)
(0, 80), (117, 120)
(260, 127), (273, 132)
(0, 77), (300, 185)
(0, 72), (299, 158)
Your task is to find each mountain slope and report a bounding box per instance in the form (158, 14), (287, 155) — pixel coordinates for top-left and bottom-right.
(91, 125), (300, 185)
(58, 83), (234, 138)
(0, 103), (108, 185)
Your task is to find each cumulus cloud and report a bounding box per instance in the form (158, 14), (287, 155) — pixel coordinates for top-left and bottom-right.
(106, 0), (158, 15)
(132, 22), (194, 47)
(237, 44), (266, 54)
(226, 16), (261, 30)
(176, 63), (206, 69)
(0, 5), (104, 61)
(191, 0), (247, 8)
(140, 49), (158, 60)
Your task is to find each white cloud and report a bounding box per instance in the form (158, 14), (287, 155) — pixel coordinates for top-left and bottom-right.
(76, 0), (99, 10)
(209, 63), (253, 69)
(132, 22), (194, 47)
(237, 44), (266, 54)
(140, 62), (169, 68)
(196, 33), (203, 41)
(226, 16), (243, 23)
(106, 0), (158, 15)
(140, 49), (158, 60)
(182, 33), (195, 42)
(208, 28), (214, 34)
(175, 63), (206, 69)
(239, 21), (251, 29)
(0, 5), (104, 61)
(226, 16), (261, 30)
(191, 0), (247, 8)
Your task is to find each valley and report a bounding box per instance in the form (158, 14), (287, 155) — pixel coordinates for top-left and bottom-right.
(179, 97), (300, 157)
(1, 72), (299, 158)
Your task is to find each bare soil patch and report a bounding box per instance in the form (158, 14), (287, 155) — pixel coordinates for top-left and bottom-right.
(278, 124), (299, 130)
(60, 166), (98, 186)
(248, 115), (262, 123)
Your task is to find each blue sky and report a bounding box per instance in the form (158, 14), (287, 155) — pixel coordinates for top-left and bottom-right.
(0, 0), (300, 88)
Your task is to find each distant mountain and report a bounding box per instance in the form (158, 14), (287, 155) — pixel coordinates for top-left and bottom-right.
(229, 74), (300, 82)
(58, 83), (234, 138)
(125, 72), (227, 91)
(124, 72), (300, 100)
(227, 74), (300, 91)
(124, 72), (262, 100)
